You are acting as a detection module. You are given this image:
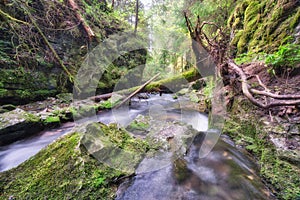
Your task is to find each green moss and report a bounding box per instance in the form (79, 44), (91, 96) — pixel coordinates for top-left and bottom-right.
(290, 8), (300, 29)
(98, 94), (123, 109)
(145, 68), (200, 91)
(99, 123), (150, 152)
(229, 0), (300, 56)
(44, 116), (61, 124)
(0, 122), (151, 199)
(127, 120), (150, 132)
(224, 103), (300, 200)
(24, 112), (40, 123)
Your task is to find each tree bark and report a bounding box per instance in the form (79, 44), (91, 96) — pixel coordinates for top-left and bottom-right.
(134, 0), (139, 35)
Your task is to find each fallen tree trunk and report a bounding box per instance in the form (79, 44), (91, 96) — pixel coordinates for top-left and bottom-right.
(89, 68), (200, 102)
(68, 0), (97, 42)
(114, 73), (160, 109)
(90, 93), (113, 102)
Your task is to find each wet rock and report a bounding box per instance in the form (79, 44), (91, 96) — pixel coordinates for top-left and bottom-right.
(277, 149), (300, 165)
(56, 93), (73, 103)
(146, 121), (196, 155)
(267, 122), (300, 165)
(126, 114), (150, 137)
(81, 123), (150, 174)
(0, 108), (43, 146)
(0, 104), (16, 113)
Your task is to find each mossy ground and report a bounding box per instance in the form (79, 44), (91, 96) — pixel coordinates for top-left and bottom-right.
(0, 122), (151, 199)
(223, 98), (300, 200)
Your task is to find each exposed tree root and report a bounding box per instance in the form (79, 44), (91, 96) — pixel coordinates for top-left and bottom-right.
(184, 13), (300, 109)
(228, 60), (300, 109)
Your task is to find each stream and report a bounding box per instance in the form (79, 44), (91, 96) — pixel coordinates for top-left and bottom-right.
(0, 94), (274, 199)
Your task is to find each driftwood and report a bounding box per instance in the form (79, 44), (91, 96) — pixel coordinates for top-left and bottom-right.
(114, 73), (160, 109)
(90, 93), (113, 102)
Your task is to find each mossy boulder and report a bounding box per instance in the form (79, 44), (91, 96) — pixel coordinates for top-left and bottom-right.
(0, 108), (43, 146)
(81, 123), (150, 174)
(0, 121), (153, 199)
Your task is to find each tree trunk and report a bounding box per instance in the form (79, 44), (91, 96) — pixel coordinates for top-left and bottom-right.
(134, 0), (139, 35)
(114, 73), (160, 109)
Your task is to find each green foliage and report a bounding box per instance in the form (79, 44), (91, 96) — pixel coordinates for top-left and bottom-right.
(234, 52), (266, 64)
(190, 0), (235, 25)
(44, 116), (60, 124)
(266, 43), (300, 69)
(203, 76), (214, 99)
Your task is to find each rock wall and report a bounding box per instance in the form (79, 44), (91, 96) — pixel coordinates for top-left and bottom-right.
(228, 0), (300, 56)
(0, 0), (147, 105)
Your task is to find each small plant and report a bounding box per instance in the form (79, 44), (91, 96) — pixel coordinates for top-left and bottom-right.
(44, 116), (60, 124)
(235, 52), (266, 64)
(266, 43), (300, 72)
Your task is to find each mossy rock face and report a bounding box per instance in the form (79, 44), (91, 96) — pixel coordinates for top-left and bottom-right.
(81, 123), (151, 174)
(229, 0), (300, 56)
(0, 122), (153, 199)
(223, 98), (300, 199)
(0, 68), (57, 105)
(0, 0), (133, 103)
(0, 108), (43, 146)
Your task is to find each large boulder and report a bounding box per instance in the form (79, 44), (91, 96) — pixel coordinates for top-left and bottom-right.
(0, 108), (43, 146)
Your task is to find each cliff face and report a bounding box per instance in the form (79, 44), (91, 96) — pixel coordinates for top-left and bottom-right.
(0, 0), (147, 105)
(228, 0), (300, 56)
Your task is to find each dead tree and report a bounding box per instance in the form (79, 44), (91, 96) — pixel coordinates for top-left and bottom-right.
(184, 13), (300, 109)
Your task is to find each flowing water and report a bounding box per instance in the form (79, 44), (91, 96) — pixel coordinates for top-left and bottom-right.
(0, 122), (74, 172)
(0, 94), (274, 199)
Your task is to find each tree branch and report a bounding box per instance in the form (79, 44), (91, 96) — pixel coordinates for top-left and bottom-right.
(250, 88), (300, 100)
